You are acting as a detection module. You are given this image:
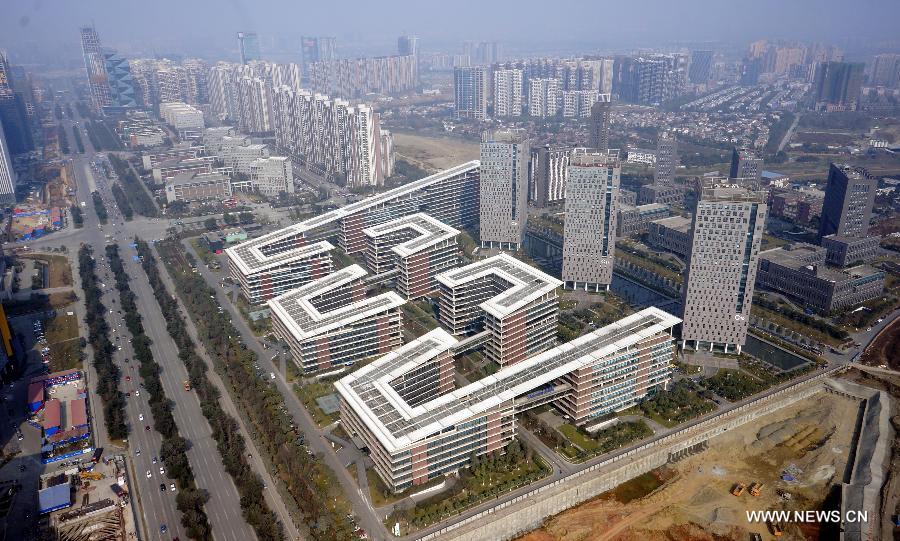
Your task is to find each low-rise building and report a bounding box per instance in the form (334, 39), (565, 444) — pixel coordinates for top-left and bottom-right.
(363, 213), (459, 299)
(165, 172), (232, 203)
(616, 203), (671, 238)
(647, 215), (692, 258)
(269, 265), (405, 373)
(756, 244), (885, 313)
(821, 234), (880, 267)
(159, 102), (205, 131)
(639, 183), (684, 206)
(437, 254), (562, 367)
(767, 187), (824, 225)
(221, 143), (270, 175)
(141, 145), (204, 170)
(618, 189), (637, 207)
(243, 156), (294, 196)
(625, 147), (656, 165)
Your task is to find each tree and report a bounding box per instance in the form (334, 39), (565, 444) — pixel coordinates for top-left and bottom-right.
(223, 212), (238, 225)
(204, 217), (218, 231)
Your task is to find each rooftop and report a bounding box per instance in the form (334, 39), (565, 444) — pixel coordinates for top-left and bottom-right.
(335, 307), (680, 454)
(225, 237), (333, 276)
(436, 253), (563, 320)
(652, 215), (692, 231)
(267, 264), (406, 342)
(168, 172), (230, 188)
(363, 213), (460, 259)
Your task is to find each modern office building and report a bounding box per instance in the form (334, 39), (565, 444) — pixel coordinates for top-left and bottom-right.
(164, 172), (232, 204)
(562, 149), (621, 291)
(269, 265), (405, 373)
(493, 69), (523, 117)
(812, 61), (864, 111)
(0, 118), (16, 204)
(437, 254), (562, 366)
(528, 78), (560, 118)
(619, 189), (637, 207)
(756, 244), (884, 313)
(818, 164), (877, 240)
(616, 203), (671, 238)
(639, 183), (684, 206)
(689, 50), (714, 83)
(681, 179), (768, 353)
(80, 26), (109, 113)
(530, 145), (570, 207)
(480, 129), (529, 250)
(647, 216), (692, 258)
(337, 306), (679, 492)
(821, 234), (880, 268)
(729, 147), (763, 182)
(363, 213), (459, 299)
(588, 93), (612, 150)
(454, 66), (489, 120)
(152, 156), (217, 183)
(654, 133), (677, 185)
(238, 32), (261, 64)
(226, 162), (480, 287)
(227, 235), (333, 306)
(246, 156), (294, 196)
(102, 51), (137, 109)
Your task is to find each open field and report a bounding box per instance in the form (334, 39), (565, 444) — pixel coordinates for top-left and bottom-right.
(19, 253), (73, 287)
(518, 392), (860, 541)
(860, 316), (900, 369)
(392, 132), (480, 172)
(44, 313), (82, 372)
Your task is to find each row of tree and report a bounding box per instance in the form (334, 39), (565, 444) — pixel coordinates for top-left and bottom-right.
(77, 245), (127, 440)
(135, 239), (284, 541)
(151, 239), (356, 540)
(105, 244), (212, 540)
(58, 126), (70, 155)
(91, 191), (108, 224)
(107, 155), (159, 217)
(110, 184), (134, 220)
(72, 126), (85, 154)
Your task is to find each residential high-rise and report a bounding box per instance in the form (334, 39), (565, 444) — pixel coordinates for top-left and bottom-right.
(308, 55), (416, 98)
(528, 78), (559, 118)
(80, 26), (110, 112)
(207, 63), (238, 121)
(689, 50), (713, 83)
(237, 32), (261, 64)
(817, 163), (877, 240)
(614, 54), (688, 104)
(0, 52), (34, 154)
(464, 41), (502, 65)
(812, 61), (864, 111)
(0, 118), (16, 204)
(681, 179), (768, 353)
(562, 149), (620, 292)
(871, 54), (900, 88)
(588, 93), (612, 150)
(654, 133), (677, 185)
(729, 147), (762, 182)
(301, 36), (337, 68)
(493, 69), (523, 117)
(453, 66), (488, 120)
(397, 35), (420, 84)
(531, 145), (570, 207)
(479, 129), (529, 250)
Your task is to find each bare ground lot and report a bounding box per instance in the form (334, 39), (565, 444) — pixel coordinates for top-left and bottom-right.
(392, 132), (480, 172)
(518, 392), (860, 541)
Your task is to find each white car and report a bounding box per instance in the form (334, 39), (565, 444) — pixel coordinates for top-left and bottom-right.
(170, 483), (176, 492)
(135, 390), (140, 396)
(159, 467), (165, 475)
(146, 470), (151, 479)
(138, 414), (144, 421)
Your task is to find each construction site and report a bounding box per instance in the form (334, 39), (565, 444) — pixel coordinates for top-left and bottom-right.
(516, 373), (893, 541)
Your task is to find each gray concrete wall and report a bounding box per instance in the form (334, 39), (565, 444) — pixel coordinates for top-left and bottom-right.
(424, 376), (827, 541)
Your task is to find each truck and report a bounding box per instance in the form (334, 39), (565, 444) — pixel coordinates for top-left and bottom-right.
(749, 482), (764, 497)
(731, 483), (746, 496)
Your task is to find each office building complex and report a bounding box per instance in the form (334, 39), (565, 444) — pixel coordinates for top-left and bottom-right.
(654, 133), (677, 185)
(818, 164), (877, 240)
(226, 162), (480, 295)
(454, 66), (488, 120)
(165, 172), (232, 204)
(337, 307), (679, 492)
(0, 119), (15, 203)
(363, 213), (459, 299)
(821, 234), (879, 268)
(689, 50), (714, 83)
(226, 231), (333, 305)
(272, 87), (393, 187)
(813, 61), (864, 111)
(246, 156), (294, 196)
(530, 145), (570, 207)
(588, 94), (612, 150)
(493, 69), (523, 117)
(871, 53), (900, 88)
(729, 147), (763, 182)
(616, 203), (671, 238)
(648, 216), (692, 258)
(480, 130), (529, 250)
(681, 179), (767, 353)
(639, 183), (684, 206)
(528, 78), (560, 118)
(269, 265), (405, 373)
(756, 244), (884, 313)
(437, 254), (562, 366)
(238, 32), (261, 64)
(562, 150), (620, 291)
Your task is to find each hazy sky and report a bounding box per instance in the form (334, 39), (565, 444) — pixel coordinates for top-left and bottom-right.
(3, 0), (900, 62)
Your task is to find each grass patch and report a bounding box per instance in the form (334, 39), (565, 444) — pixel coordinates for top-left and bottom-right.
(189, 238), (215, 265)
(751, 304), (844, 347)
(401, 300), (439, 335)
(294, 381), (339, 427)
(558, 423), (599, 451)
(557, 420), (654, 463)
(43, 313), (83, 371)
(633, 380), (717, 427)
(2, 292), (77, 316)
(20, 254), (73, 287)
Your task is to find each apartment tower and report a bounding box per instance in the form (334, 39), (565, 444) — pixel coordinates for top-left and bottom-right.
(479, 129), (529, 250)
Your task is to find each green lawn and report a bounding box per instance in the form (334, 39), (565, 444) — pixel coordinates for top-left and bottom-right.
(294, 381), (339, 427)
(558, 423), (599, 451)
